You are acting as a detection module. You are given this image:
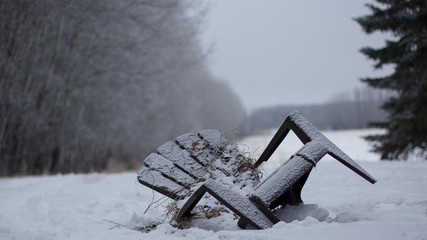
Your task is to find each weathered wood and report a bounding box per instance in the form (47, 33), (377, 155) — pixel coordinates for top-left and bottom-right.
(198, 129), (228, 149)
(198, 130), (237, 169)
(251, 141), (327, 208)
(175, 132), (210, 164)
(175, 132), (230, 177)
(143, 153), (196, 187)
(254, 111), (377, 184)
(137, 166), (189, 200)
(137, 111), (377, 230)
(138, 130), (235, 200)
(177, 179), (274, 229)
(267, 171), (311, 209)
(157, 141), (208, 180)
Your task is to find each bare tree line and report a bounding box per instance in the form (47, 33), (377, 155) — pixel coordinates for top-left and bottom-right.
(242, 87), (391, 135)
(0, 0), (245, 176)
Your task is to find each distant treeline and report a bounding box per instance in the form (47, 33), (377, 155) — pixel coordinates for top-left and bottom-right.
(242, 88), (390, 135)
(0, 0), (245, 176)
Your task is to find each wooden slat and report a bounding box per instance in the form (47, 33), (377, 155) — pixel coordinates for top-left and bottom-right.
(137, 166), (189, 200)
(198, 129), (227, 148)
(176, 132), (230, 177)
(143, 153), (196, 187)
(157, 141), (208, 180)
(175, 133), (210, 165)
(177, 179), (274, 229)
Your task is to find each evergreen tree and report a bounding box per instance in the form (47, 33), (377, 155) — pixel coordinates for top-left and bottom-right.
(355, 0), (427, 160)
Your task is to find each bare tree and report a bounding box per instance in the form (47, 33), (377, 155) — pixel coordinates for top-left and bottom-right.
(0, 0), (245, 176)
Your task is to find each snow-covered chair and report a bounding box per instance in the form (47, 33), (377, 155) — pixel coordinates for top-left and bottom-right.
(137, 111), (377, 229)
(137, 128), (258, 201)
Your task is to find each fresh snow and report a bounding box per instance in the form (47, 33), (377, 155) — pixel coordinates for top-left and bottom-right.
(1, 129), (427, 240)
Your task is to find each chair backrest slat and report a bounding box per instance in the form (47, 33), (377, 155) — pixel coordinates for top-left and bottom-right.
(157, 141), (208, 180)
(138, 166), (190, 200)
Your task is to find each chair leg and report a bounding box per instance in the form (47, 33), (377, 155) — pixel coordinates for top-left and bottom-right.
(237, 218), (249, 229)
(177, 179), (274, 229)
(268, 170), (311, 209)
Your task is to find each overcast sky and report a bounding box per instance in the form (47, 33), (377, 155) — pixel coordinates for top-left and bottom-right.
(201, 0), (393, 112)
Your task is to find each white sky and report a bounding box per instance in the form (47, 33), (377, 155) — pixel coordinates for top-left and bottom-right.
(201, 0), (393, 112)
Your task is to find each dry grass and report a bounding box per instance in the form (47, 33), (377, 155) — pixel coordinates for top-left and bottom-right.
(165, 201), (235, 229)
(233, 153), (262, 181)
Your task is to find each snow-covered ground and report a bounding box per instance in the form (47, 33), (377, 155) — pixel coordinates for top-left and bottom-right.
(1, 129), (426, 240)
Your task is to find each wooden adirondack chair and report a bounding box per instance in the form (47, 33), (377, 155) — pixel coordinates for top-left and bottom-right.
(137, 111), (377, 229)
(137, 128), (259, 201)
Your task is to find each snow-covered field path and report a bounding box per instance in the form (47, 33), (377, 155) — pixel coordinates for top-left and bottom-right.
(1, 129), (426, 240)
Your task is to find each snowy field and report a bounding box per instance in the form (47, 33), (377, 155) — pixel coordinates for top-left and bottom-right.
(1, 129), (427, 240)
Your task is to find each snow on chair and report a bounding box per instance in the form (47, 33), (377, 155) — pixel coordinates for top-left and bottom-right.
(137, 128), (260, 201)
(137, 111), (377, 229)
